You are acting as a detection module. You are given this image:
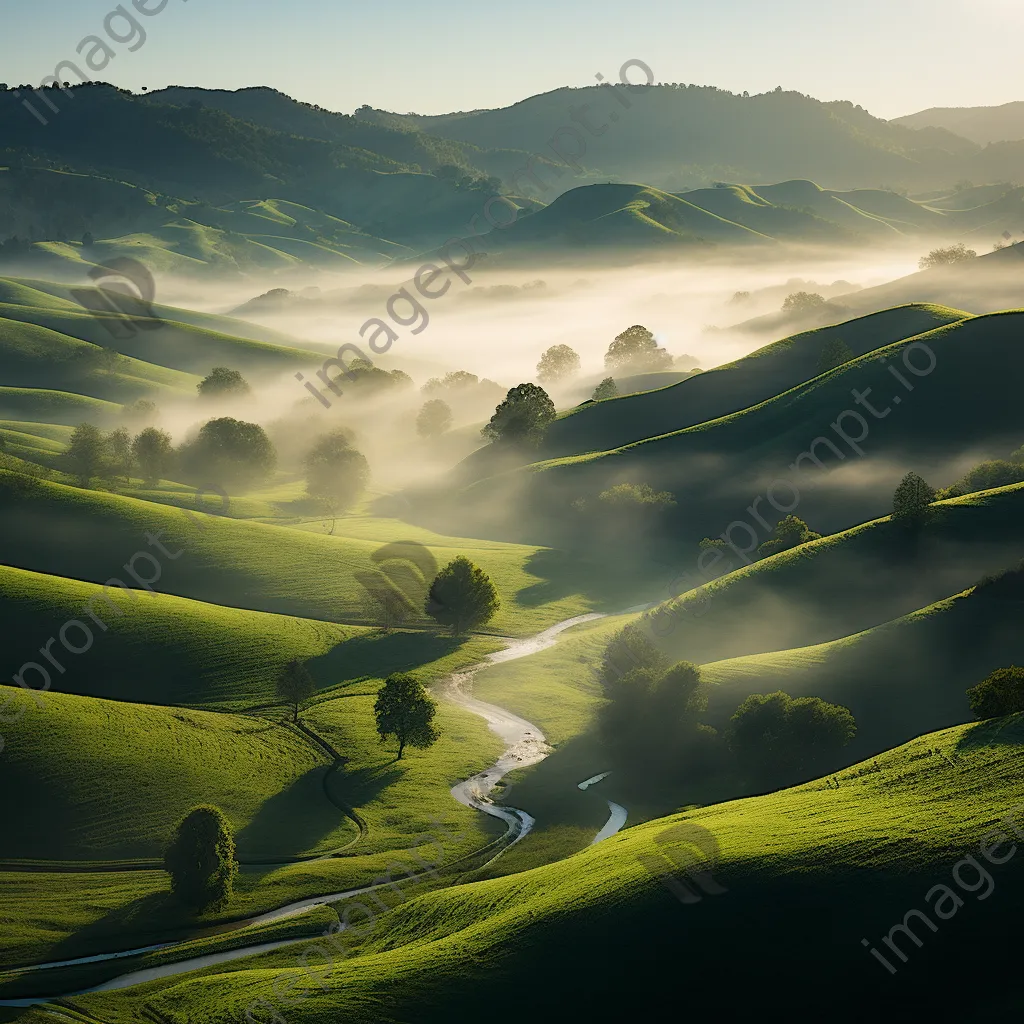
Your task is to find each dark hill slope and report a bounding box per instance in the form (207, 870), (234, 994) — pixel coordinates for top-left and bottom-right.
(544, 303), (970, 457)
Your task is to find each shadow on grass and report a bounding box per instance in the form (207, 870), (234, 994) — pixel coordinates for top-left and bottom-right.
(308, 631), (465, 691)
(328, 763), (404, 814)
(954, 713), (1024, 751)
(235, 767), (350, 861)
(516, 548), (661, 610)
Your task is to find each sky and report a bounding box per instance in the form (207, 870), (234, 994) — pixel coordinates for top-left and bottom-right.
(0, 0), (1021, 120)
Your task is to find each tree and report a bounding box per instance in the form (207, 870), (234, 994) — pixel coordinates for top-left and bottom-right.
(782, 292), (826, 315)
(304, 431), (369, 531)
(919, 243), (977, 271)
(604, 325), (672, 373)
(966, 667), (1024, 719)
(197, 366), (251, 398)
(425, 556), (500, 634)
(817, 339), (854, 374)
(65, 423), (108, 485)
(107, 426), (133, 483)
(132, 427), (174, 486)
(164, 805), (237, 912)
(728, 691), (855, 779)
(179, 417), (276, 489)
(277, 659), (315, 721)
(416, 399), (453, 438)
(599, 623), (670, 694)
(536, 344), (581, 384)
(757, 515), (822, 559)
(592, 377), (619, 401)
(482, 383), (555, 447)
(892, 471), (936, 523)
(373, 673), (440, 759)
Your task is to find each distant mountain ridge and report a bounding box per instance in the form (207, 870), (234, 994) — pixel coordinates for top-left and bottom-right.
(895, 101), (1024, 146)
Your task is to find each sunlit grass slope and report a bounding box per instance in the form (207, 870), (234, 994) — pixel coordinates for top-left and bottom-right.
(66, 714), (1024, 1023)
(0, 471), (595, 635)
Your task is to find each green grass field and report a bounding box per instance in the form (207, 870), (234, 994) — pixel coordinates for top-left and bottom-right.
(34, 713), (1023, 1023)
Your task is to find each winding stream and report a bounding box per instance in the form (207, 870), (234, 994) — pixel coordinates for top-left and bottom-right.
(0, 611), (620, 1007)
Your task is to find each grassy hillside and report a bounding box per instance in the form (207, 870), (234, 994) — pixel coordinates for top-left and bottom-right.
(0, 472), (599, 635)
(895, 102), (1024, 145)
(646, 484), (1024, 665)
(0, 389), (119, 426)
(57, 714), (1024, 1022)
(544, 303), (970, 456)
(701, 581), (1024, 758)
(446, 311), (1024, 541)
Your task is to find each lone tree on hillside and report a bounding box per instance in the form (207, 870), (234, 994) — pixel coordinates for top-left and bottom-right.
(604, 325), (672, 373)
(967, 666), (1024, 719)
(416, 398), (453, 438)
(482, 383), (556, 447)
(536, 344), (581, 384)
(65, 423), (109, 485)
(197, 366), (251, 398)
(304, 431), (369, 532)
(277, 658), (316, 721)
(592, 377), (619, 401)
(132, 427), (175, 486)
(817, 339), (854, 374)
(164, 805), (237, 912)
(892, 471), (936, 523)
(919, 243), (977, 271)
(426, 556), (500, 634)
(374, 673), (440, 759)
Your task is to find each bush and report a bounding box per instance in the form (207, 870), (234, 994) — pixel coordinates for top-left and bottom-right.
(426, 557), (500, 634)
(598, 482), (676, 511)
(967, 667), (1024, 719)
(164, 805), (237, 912)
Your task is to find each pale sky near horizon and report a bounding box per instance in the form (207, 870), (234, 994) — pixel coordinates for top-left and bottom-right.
(0, 0), (1021, 120)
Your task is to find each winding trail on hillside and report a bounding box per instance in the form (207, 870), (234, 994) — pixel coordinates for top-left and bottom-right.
(0, 610), (626, 1007)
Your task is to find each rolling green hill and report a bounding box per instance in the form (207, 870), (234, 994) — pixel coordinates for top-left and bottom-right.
(0, 471), (598, 636)
(645, 484), (1024, 665)
(441, 311), (1024, 542)
(543, 303), (970, 457)
(58, 713), (1024, 1023)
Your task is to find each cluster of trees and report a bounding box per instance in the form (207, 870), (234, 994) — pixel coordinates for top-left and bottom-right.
(65, 422), (176, 487)
(783, 291), (826, 314)
(598, 625), (857, 784)
(935, 445), (1024, 500)
(699, 515), (821, 563)
(196, 366), (251, 398)
(919, 243), (977, 271)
